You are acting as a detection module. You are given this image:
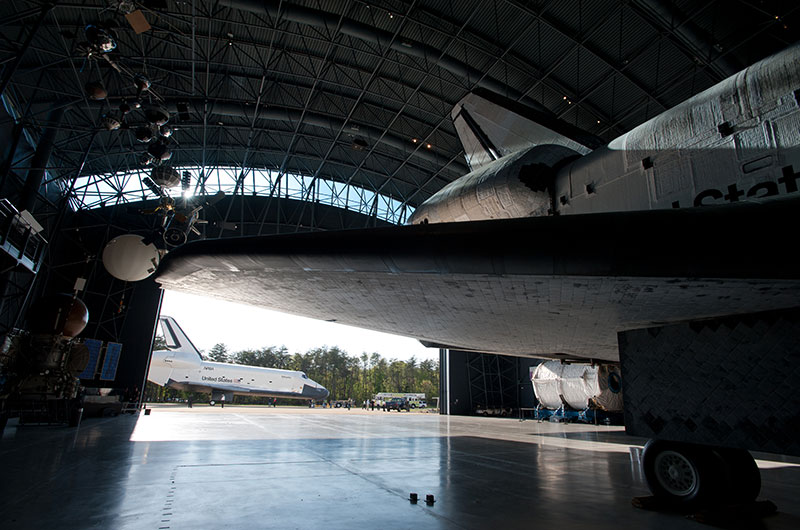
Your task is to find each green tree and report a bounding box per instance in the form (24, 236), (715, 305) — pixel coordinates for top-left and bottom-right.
(152, 335), (167, 351)
(208, 343), (229, 363)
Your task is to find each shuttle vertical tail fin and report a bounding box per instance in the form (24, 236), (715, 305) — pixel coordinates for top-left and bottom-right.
(453, 88), (603, 171)
(159, 315), (203, 359)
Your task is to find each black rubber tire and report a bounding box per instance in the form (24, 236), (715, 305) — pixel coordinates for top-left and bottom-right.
(642, 439), (726, 509)
(714, 447), (761, 503)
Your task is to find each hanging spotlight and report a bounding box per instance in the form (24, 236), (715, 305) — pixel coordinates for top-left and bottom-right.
(84, 24), (117, 53)
(147, 141), (171, 161)
(85, 81), (108, 100)
(134, 126), (154, 143)
(144, 106), (170, 126)
(151, 166), (181, 188)
(133, 73), (151, 99)
(100, 114), (121, 131)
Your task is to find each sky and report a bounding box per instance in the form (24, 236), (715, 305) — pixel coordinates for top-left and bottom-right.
(159, 290), (438, 361)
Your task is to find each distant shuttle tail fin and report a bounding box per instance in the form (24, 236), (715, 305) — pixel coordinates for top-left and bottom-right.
(158, 315), (203, 360)
(452, 88), (604, 171)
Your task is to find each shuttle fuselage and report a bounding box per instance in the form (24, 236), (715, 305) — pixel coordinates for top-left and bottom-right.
(409, 43), (800, 224)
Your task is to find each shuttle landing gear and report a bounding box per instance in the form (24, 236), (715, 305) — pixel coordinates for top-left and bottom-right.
(641, 439), (761, 509)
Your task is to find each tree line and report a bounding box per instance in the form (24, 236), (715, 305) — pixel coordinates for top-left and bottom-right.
(145, 341), (439, 406)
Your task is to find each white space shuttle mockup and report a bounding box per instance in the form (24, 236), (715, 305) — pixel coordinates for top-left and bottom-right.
(156, 44), (800, 508)
(147, 316), (329, 404)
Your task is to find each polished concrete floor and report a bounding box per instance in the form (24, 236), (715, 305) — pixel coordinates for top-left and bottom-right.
(1, 406), (799, 530)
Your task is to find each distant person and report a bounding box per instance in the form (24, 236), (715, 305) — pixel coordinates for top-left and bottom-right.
(370, 400), (375, 411)
(221, 394), (225, 408)
(188, 396), (192, 408)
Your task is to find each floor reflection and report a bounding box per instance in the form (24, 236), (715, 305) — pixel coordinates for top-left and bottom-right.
(1, 408), (799, 530)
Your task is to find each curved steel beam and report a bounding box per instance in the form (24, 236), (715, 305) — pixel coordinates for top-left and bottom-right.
(163, 98), (465, 173)
(628, 0), (741, 80)
(225, 0), (554, 116)
(30, 96), (467, 175)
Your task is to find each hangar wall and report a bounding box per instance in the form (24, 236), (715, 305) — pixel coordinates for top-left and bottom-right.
(442, 349), (539, 416)
(2, 181), (392, 405)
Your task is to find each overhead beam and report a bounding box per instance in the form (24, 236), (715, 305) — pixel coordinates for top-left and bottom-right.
(19, 106), (64, 212)
(0, 2), (55, 98)
(225, 0), (555, 116)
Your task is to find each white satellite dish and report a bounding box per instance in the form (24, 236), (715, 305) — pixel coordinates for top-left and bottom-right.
(102, 234), (160, 281)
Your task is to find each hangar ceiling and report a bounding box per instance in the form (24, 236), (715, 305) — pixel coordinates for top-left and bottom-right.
(2, 0), (798, 228)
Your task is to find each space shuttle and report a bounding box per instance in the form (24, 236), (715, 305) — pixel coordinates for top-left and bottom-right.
(410, 46), (799, 224)
(155, 43), (800, 508)
(147, 316), (329, 404)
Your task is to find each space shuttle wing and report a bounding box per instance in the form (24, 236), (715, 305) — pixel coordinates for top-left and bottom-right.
(156, 199), (800, 361)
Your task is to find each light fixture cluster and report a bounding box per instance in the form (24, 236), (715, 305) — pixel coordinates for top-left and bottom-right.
(77, 20), (181, 168)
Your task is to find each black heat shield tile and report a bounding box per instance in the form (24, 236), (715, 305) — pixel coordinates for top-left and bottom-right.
(619, 308), (800, 456)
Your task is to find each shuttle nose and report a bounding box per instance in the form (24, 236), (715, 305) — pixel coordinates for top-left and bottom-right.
(302, 383), (330, 400)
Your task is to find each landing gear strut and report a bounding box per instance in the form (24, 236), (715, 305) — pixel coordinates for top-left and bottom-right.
(642, 439), (761, 509)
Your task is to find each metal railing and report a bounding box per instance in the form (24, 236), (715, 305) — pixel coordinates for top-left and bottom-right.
(0, 199), (48, 274)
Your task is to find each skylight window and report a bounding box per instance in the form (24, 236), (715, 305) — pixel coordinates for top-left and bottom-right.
(67, 166), (412, 225)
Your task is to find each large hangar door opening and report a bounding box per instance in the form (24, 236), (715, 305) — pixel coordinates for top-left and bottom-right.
(442, 350), (538, 417)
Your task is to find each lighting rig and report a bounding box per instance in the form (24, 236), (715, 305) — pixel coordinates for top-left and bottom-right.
(137, 169), (226, 248)
(73, 14), (224, 249)
(77, 18), (177, 167)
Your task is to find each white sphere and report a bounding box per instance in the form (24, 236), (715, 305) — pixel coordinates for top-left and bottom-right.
(102, 234), (160, 282)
